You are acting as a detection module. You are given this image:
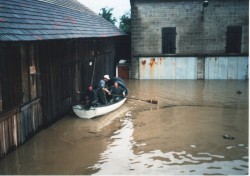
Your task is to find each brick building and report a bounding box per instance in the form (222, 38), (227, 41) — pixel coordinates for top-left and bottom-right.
(130, 0), (249, 79)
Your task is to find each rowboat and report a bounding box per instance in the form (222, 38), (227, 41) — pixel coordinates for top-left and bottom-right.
(72, 77), (128, 119)
(72, 97), (127, 119)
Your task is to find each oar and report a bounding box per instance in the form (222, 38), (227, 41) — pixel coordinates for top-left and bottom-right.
(111, 94), (159, 104)
(127, 97), (159, 104)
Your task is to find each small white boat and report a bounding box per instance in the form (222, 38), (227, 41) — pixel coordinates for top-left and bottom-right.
(72, 77), (128, 119)
(72, 97), (127, 119)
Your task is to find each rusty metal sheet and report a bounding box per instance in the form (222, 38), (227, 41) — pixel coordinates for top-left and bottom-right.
(139, 57), (197, 79)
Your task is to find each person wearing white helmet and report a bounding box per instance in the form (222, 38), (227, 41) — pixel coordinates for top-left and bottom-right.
(97, 75), (110, 105)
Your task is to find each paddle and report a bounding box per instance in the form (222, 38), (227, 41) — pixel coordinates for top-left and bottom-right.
(127, 97), (159, 104)
(111, 94), (159, 104)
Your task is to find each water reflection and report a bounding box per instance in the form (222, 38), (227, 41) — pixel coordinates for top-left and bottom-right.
(89, 80), (248, 175)
(127, 80), (248, 109)
(0, 80), (248, 175)
(129, 150), (247, 175)
(89, 116), (135, 174)
(90, 110), (248, 175)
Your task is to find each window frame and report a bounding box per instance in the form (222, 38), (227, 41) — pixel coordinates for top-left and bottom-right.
(162, 27), (177, 54)
(225, 26), (242, 53)
(0, 46), (22, 112)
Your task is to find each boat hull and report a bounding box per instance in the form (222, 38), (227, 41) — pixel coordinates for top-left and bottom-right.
(72, 98), (127, 119)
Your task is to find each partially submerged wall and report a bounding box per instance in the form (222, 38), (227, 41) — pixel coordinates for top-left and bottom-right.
(136, 56), (248, 79)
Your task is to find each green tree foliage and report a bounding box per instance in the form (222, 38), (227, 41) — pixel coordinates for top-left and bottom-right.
(99, 7), (117, 25)
(119, 11), (131, 34)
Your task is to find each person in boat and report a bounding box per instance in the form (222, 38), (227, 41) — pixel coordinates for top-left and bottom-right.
(109, 81), (126, 103)
(84, 85), (98, 109)
(77, 85), (98, 109)
(97, 75), (111, 105)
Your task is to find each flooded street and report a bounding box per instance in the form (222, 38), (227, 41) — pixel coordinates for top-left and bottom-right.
(0, 80), (248, 175)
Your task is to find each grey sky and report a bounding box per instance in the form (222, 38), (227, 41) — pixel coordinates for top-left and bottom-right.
(78, 0), (131, 26)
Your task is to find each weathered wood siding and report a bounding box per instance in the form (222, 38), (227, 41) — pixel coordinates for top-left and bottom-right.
(37, 38), (116, 125)
(0, 107), (19, 157)
(0, 98), (42, 157)
(0, 37), (119, 157)
(20, 99), (43, 143)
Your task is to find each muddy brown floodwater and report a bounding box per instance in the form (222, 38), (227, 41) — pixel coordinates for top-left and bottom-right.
(0, 80), (248, 175)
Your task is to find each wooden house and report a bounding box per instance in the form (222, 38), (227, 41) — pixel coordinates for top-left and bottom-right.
(130, 0), (248, 79)
(0, 0), (127, 157)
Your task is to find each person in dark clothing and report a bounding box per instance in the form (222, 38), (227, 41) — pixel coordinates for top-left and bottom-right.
(109, 82), (126, 102)
(77, 85), (98, 109)
(84, 85), (98, 109)
(97, 75), (110, 105)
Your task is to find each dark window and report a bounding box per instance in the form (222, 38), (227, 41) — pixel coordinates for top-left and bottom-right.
(0, 47), (22, 112)
(226, 26), (242, 53)
(162, 27), (176, 54)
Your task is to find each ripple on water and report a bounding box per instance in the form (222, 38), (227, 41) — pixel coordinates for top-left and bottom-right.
(88, 116), (248, 175)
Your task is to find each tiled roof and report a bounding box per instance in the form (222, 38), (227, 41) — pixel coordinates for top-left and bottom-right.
(0, 0), (126, 41)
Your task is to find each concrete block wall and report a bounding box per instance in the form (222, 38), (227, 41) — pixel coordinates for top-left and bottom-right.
(130, 0), (249, 79)
(197, 57), (205, 79)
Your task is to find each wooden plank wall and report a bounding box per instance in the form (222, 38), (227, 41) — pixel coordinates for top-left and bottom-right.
(0, 107), (19, 157)
(37, 38), (116, 125)
(0, 37), (118, 157)
(37, 39), (86, 124)
(0, 98), (42, 157)
(19, 98), (43, 143)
